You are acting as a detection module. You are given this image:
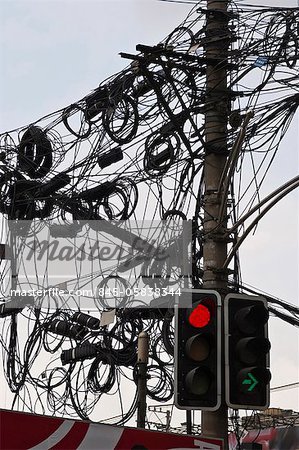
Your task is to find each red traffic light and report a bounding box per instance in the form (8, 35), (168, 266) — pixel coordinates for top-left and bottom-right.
(188, 304), (211, 328)
(174, 289), (221, 411)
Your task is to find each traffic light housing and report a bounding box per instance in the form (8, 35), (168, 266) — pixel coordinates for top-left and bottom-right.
(174, 289), (221, 411)
(224, 294), (271, 409)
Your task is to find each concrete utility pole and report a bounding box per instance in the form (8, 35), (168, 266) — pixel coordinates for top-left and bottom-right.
(202, 0), (230, 448)
(137, 331), (149, 428)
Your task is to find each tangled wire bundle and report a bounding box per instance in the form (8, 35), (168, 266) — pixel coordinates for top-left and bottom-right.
(0, 2), (298, 423)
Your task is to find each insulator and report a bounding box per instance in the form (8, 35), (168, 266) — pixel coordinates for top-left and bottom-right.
(98, 147), (123, 169)
(71, 312), (100, 330)
(47, 319), (86, 339)
(38, 172), (71, 197)
(61, 344), (98, 365)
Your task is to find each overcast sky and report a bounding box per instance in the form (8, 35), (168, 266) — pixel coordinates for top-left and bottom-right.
(0, 0), (298, 424)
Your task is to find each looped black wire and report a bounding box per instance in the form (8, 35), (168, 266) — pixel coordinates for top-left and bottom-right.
(0, 4), (298, 425)
(18, 125), (53, 178)
(62, 104), (91, 139)
(102, 94), (139, 144)
(143, 131), (180, 176)
(87, 352), (116, 394)
(164, 26), (195, 52)
(133, 357), (174, 402)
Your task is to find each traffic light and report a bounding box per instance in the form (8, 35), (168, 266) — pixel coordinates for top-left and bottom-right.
(174, 289), (221, 411)
(224, 294), (271, 409)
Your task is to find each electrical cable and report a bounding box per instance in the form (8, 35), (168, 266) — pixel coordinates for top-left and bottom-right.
(0, 0), (298, 424)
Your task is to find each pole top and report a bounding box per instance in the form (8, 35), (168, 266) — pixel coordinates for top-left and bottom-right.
(138, 331), (149, 339)
(137, 331), (149, 363)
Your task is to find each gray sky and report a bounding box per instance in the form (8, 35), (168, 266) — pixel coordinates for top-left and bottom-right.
(0, 0), (298, 423)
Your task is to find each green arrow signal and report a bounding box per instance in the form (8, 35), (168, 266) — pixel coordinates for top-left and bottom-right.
(242, 372), (258, 392)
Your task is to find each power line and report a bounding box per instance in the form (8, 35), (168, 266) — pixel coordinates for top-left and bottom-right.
(271, 382), (299, 392)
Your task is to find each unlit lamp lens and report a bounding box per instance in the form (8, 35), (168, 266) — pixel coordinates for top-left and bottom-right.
(186, 334), (210, 361)
(185, 367), (212, 395)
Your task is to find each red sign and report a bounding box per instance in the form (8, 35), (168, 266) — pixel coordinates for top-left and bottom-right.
(0, 409), (223, 450)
